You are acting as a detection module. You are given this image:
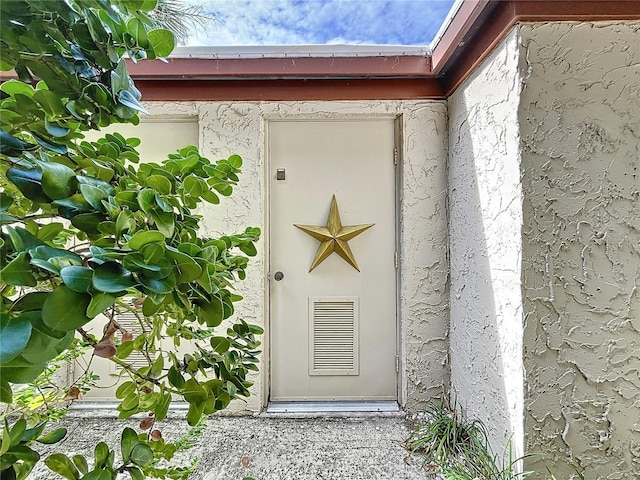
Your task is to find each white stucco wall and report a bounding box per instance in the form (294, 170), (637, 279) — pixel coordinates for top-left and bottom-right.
(141, 100), (450, 413)
(520, 22), (640, 479)
(448, 28), (525, 457)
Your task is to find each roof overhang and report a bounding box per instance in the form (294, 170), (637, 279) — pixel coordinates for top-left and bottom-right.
(3, 1), (640, 100)
(128, 0), (640, 101)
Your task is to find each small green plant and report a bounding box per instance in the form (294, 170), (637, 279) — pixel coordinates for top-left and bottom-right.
(405, 399), (523, 479)
(405, 400), (584, 480)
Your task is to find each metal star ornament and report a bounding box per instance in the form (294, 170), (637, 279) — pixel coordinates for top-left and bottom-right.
(294, 195), (374, 272)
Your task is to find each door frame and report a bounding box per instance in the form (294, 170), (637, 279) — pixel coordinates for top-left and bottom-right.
(263, 114), (404, 407)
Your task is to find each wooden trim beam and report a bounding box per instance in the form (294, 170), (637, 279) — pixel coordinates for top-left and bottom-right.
(127, 55), (432, 79)
(135, 78), (445, 101)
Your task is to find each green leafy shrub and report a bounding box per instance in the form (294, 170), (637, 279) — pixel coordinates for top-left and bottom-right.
(0, 1), (262, 478)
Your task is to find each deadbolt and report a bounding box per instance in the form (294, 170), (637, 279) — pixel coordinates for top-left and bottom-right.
(274, 271), (284, 281)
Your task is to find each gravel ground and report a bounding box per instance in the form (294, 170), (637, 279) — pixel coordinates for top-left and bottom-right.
(27, 411), (435, 480)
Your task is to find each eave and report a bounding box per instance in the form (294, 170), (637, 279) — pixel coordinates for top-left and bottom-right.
(2, 1), (640, 101)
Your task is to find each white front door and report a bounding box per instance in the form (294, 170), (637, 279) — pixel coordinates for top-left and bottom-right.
(269, 119), (398, 401)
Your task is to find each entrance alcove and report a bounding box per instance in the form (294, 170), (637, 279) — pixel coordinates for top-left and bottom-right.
(59, 3), (640, 478)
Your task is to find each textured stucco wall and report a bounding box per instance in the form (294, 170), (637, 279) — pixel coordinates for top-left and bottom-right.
(520, 22), (640, 478)
(142, 100), (449, 413)
(448, 29), (525, 456)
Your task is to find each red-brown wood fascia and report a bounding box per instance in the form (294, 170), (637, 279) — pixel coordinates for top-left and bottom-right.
(135, 78), (445, 101)
(126, 55), (432, 80)
(440, 0), (640, 96)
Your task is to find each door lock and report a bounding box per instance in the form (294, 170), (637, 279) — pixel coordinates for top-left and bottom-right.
(274, 271), (284, 281)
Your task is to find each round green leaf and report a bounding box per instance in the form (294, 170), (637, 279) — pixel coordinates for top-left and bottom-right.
(94, 442), (109, 469)
(42, 286), (91, 331)
(21, 313), (72, 364)
(32, 132), (68, 154)
(44, 118), (70, 138)
(167, 248), (202, 283)
(127, 17), (149, 48)
(120, 427), (139, 464)
(5, 167), (48, 203)
(167, 366), (185, 389)
(29, 258), (60, 275)
(1, 131), (37, 155)
(140, 0), (158, 11)
(130, 444), (153, 467)
(44, 453), (80, 480)
(79, 183), (108, 210)
(128, 230), (165, 250)
(92, 262), (136, 293)
(81, 469), (112, 480)
(1, 80), (35, 97)
(186, 401), (204, 426)
(130, 470), (145, 480)
(1, 252), (37, 287)
(72, 455), (88, 475)
(116, 340), (134, 359)
(36, 222), (64, 242)
(123, 253), (164, 274)
(36, 161), (76, 199)
(71, 213), (104, 234)
(0, 360), (47, 384)
(115, 382), (136, 400)
(37, 428), (67, 445)
(0, 314), (33, 365)
(150, 210), (174, 238)
(86, 292), (118, 318)
(183, 379), (207, 404)
(146, 175), (172, 194)
(177, 243), (200, 256)
(9, 444), (39, 463)
(21, 422), (46, 443)
(137, 188), (155, 214)
(11, 292), (49, 312)
(228, 154), (242, 169)
(29, 245), (82, 263)
(33, 89), (66, 116)
(141, 243), (165, 263)
(183, 175), (203, 198)
(148, 28), (175, 57)
(154, 392), (172, 422)
(201, 189), (220, 204)
(239, 242), (257, 257)
(210, 336), (230, 354)
(138, 273), (174, 294)
(60, 265), (93, 292)
(196, 296), (223, 327)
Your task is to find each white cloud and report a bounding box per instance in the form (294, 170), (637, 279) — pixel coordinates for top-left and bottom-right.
(182, 0), (455, 46)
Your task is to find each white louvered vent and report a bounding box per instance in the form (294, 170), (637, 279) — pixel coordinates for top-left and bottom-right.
(309, 297), (359, 376)
(115, 310), (148, 371)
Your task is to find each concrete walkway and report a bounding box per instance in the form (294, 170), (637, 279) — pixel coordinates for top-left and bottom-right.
(29, 413), (434, 480)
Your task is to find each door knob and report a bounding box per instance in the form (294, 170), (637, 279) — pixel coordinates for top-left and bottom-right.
(274, 271), (284, 281)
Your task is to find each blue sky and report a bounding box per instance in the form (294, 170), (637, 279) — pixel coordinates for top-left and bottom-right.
(185, 0), (457, 46)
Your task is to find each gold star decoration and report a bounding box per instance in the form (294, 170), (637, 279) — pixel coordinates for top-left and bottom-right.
(294, 195), (374, 272)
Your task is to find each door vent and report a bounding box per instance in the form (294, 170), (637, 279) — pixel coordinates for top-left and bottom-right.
(115, 310), (148, 371)
(309, 297), (359, 376)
